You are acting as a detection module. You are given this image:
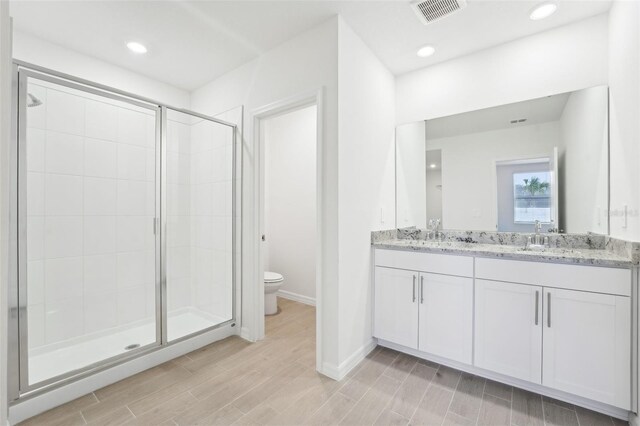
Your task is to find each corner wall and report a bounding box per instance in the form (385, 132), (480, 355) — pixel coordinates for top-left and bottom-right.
(608, 0), (640, 242)
(337, 17), (396, 367)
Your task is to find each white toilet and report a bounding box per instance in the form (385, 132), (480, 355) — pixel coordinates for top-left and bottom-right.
(264, 271), (284, 315)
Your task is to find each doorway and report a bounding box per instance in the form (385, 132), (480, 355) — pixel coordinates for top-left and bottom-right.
(252, 91), (322, 368)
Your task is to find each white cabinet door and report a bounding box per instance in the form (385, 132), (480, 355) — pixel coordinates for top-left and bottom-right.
(474, 279), (542, 383)
(418, 273), (473, 364)
(542, 288), (630, 409)
(374, 267), (419, 349)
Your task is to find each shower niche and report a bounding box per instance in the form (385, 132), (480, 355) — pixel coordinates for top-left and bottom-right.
(9, 64), (237, 399)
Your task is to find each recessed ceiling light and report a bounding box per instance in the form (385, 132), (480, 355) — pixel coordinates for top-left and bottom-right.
(529, 2), (557, 20)
(417, 45), (436, 58)
(126, 41), (148, 54)
(430, 163), (437, 168)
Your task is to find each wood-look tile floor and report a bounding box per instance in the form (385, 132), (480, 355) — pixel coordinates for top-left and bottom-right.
(21, 298), (628, 426)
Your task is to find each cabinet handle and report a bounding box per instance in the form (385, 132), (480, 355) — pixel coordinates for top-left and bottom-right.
(547, 292), (551, 328)
(535, 290), (539, 325)
(412, 275), (416, 302)
(420, 276), (424, 304)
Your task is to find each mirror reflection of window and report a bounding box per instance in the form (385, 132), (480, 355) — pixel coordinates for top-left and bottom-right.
(513, 171), (552, 224)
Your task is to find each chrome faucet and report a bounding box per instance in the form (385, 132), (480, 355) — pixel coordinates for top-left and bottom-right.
(527, 220), (549, 249)
(427, 219), (443, 241)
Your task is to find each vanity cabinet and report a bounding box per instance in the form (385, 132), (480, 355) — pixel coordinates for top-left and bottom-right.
(373, 249), (633, 412)
(373, 267), (419, 348)
(542, 288), (630, 409)
(475, 279), (542, 383)
(418, 273), (473, 364)
(373, 250), (474, 362)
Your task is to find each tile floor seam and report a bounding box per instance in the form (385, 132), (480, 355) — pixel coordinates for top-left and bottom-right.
(440, 368), (463, 426)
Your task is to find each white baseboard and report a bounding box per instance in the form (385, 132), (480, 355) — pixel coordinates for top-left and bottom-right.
(321, 339), (376, 381)
(277, 289), (316, 306)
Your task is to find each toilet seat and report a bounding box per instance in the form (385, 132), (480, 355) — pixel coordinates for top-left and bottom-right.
(264, 271), (284, 283)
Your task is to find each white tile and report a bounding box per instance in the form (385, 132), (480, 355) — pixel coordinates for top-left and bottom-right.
(117, 181), (147, 216)
(192, 151), (214, 184)
(44, 216), (82, 258)
(167, 277), (190, 311)
(168, 184), (189, 216)
(117, 286), (147, 325)
(27, 260), (44, 306)
(84, 291), (117, 334)
(84, 138), (117, 178)
(167, 246), (190, 280)
(27, 172), (45, 216)
(27, 128), (46, 172)
(26, 84), (47, 129)
(117, 143), (147, 181)
(45, 297), (83, 344)
(45, 131), (84, 175)
(27, 216), (45, 261)
(145, 114), (157, 149)
(84, 177), (116, 215)
(168, 216), (190, 247)
(45, 174), (83, 216)
(146, 181), (156, 217)
(116, 251), (148, 289)
(27, 304), (45, 349)
(85, 99), (118, 142)
(116, 216), (148, 252)
(145, 148), (156, 182)
(44, 257), (83, 302)
(167, 152), (190, 185)
(117, 108), (148, 147)
(193, 183), (214, 215)
(83, 254), (117, 295)
(211, 147), (226, 183)
(46, 89), (84, 136)
(83, 216), (116, 255)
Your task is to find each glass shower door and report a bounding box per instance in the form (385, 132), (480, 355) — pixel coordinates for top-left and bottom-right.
(19, 72), (160, 388)
(164, 108), (234, 342)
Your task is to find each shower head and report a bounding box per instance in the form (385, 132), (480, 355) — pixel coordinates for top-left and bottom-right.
(27, 93), (43, 108)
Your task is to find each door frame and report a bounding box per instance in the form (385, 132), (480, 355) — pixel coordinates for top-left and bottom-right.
(251, 88), (324, 371)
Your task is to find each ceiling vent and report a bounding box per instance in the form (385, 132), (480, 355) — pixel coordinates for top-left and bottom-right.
(411, 0), (468, 25)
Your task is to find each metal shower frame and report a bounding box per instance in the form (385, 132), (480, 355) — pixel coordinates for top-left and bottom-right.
(8, 61), (239, 402)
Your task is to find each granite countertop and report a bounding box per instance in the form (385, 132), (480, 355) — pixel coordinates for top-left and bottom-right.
(372, 238), (635, 268)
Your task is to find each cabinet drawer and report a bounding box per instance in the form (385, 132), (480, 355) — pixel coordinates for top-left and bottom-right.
(475, 258), (631, 296)
(374, 249), (473, 277)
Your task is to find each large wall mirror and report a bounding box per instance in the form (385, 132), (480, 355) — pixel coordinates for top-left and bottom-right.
(396, 85), (609, 234)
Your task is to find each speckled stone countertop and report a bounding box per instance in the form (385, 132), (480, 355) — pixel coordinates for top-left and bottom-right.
(372, 229), (638, 268)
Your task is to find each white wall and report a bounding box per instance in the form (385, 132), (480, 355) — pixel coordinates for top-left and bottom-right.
(559, 87), (609, 234)
(190, 18), (341, 369)
(12, 31), (190, 109)
(428, 122), (561, 231)
(0, 2), (11, 423)
(396, 14), (608, 124)
(608, 1), (640, 241)
(336, 17), (395, 365)
(264, 105), (317, 303)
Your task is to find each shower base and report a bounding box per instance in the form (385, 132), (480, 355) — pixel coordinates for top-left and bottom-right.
(28, 309), (228, 386)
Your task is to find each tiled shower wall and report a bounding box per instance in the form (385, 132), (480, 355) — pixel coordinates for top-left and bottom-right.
(166, 113), (233, 323)
(26, 81), (157, 351)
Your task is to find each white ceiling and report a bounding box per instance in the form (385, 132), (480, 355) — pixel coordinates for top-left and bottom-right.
(426, 91), (571, 139)
(9, 0), (611, 91)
